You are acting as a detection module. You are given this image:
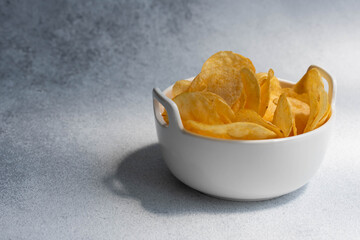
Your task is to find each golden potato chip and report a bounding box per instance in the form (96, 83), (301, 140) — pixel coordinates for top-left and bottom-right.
(259, 69), (274, 116)
(231, 88), (247, 112)
(202, 51), (256, 73)
(228, 122), (277, 140)
(172, 80), (191, 97)
(184, 120), (231, 139)
(173, 92), (235, 125)
(304, 92), (319, 132)
(293, 68), (324, 95)
(293, 68), (329, 132)
(304, 88), (328, 132)
(273, 94), (294, 137)
(262, 76), (282, 122)
(256, 72), (267, 86)
(188, 66), (243, 108)
(287, 97), (310, 134)
(234, 109), (283, 137)
(281, 88), (309, 105)
(185, 120), (277, 140)
(240, 67), (260, 113)
(316, 106), (331, 128)
(267, 69), (274, 83)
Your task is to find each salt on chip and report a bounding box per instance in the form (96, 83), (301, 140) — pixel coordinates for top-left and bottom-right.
(172, 80), (191, 97)
(273, 94), (294, 137)
(240, 67), (260, 113)
(234, 109), (283, 137)
(202, 51), (256, 73)
(185, 120), (277, 140)
(173, 91), (235, 125)
(188, 66), (243, 108)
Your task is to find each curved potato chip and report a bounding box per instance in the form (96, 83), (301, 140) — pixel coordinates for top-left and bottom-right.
(256, 72), (268, 86)
(240, 67), (260, 112)
(202, 51), (256, 73)
(287, 97), (310, 134)
(316, 106), (331, 128)
(305, 88), (328, 132)
(184, 120), (231, 139)
(188, 67), (243, 108)
(262, 76), (282, 122)
(185, 120), (277, 140)
(281, 88), (309, 104)
(231, 88), (247, 112)
(173, 92), (235, 125)
(259, 69), (274, 116)
(268, 69), (274, 81)
(293, 68), (329, 133)
(228, 122), (277, 140)
(293, 68), (324, 94)
(234, 109), (283, 137)
(172, 80), (191, 97)
(273, 94), (294, 137)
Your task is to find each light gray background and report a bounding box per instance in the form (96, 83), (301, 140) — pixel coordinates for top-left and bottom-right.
(1, 0), (359, 239)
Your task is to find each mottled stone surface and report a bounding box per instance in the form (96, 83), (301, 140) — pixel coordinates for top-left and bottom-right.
(1, 0), (360, 239)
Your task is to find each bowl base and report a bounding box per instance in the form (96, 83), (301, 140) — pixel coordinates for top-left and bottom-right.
(203, 192), (285, 202)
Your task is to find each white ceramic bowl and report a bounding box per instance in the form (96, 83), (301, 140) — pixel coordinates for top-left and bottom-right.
(152, 65), (336, 200)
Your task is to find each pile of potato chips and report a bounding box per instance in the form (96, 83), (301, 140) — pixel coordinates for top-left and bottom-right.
(163, 51), (331, 140)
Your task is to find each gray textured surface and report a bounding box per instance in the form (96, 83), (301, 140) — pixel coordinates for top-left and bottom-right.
(1, 0), (360, 239)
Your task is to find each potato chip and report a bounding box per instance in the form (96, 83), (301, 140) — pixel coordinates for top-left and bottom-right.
(262, 76), (282, 122)
(293, 68), (324, 95)
(273, 94), (294, 137)
(256, 72), (268, 86)
(287, 97), (310, 134)
(281, 88), (309, 105)
(316, 105), (331, 128)
(259, 69), (274, 116)
(184, 120), (231, 139)
(240, 67), (260, 113)
(231, 88), (247, 112)
(305, 88), (328, 132)
(173, 92), (235, 125)
(188, 66), (243, 108)
(185, 120), (277, 140)
(292, 68), (329, 132)
(267, 69), (274, 83)
(202, 51), (256, 73)
(234, 109), (283, 137)
(172, 80), (191, 97)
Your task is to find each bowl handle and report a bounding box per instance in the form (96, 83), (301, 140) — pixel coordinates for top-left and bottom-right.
(152, 88), (184, 131)
(308, 65), (337, 108)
